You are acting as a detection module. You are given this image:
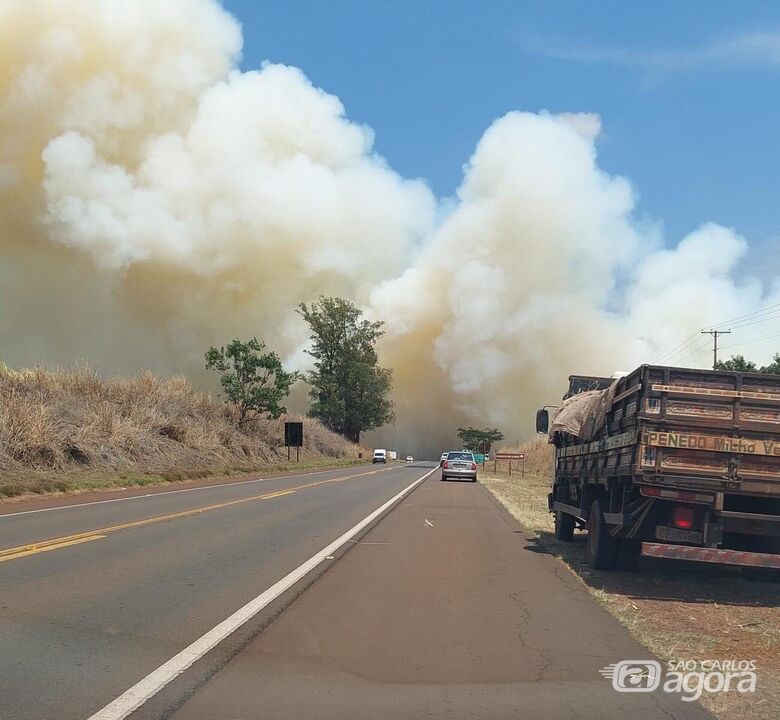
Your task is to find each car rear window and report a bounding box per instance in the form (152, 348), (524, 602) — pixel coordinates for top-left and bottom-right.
(447, 452), (473, 460)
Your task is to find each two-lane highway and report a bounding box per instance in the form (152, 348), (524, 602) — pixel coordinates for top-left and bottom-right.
(0, 462), (432, 720)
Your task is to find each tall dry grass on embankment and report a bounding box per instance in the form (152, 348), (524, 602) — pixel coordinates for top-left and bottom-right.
(0, 363), (363, 498)
(495, 435), (553, 477)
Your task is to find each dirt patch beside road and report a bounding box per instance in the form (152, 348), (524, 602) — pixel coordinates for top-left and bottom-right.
(482, 467), (780, 720)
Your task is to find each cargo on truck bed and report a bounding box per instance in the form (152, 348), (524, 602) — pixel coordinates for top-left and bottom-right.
(536, 365), (780, 571)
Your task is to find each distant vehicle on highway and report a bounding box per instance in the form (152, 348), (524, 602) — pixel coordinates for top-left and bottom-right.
(441, 451), (477, 482)
(406, 456), (413, 462)
(372, 449), (387, 464)
(439, 452), (447, 466)
(388, 450), (398, 460)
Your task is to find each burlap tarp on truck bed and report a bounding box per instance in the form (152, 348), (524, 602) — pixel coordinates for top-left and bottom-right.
(550, 380), (619, 441)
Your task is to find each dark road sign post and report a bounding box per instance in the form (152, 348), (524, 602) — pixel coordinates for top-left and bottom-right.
(284, 421), (303, 462)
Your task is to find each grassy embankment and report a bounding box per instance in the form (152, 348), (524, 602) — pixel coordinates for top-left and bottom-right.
(482, 437), (780, 720)
(0, 363), (368, 500)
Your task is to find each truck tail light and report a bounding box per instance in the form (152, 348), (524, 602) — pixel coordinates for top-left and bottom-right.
(672, 506), (695, 530)
(471, 462), (477, 471)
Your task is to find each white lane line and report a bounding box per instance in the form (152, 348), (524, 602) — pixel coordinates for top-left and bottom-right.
(0, 464), (385, 519)
(87, 465), (437, 720)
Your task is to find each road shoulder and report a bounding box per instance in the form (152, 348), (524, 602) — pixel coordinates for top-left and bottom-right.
(172, 475), (712, 720)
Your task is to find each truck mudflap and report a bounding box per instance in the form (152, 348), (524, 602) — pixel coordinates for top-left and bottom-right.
(642, 542), (780, 569)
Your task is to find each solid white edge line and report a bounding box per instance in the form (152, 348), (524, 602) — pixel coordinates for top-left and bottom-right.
(0, 464), (387, 519)
(87, 465), (437, 720)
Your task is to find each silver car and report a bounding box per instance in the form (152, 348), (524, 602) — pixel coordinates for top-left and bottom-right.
(441, 451), (477, 482)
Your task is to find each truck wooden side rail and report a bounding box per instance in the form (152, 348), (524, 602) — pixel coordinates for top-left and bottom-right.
(537, 365), (780, 571)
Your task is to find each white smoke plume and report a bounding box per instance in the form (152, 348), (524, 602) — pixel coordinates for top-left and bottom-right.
(1, 0), (778, 454)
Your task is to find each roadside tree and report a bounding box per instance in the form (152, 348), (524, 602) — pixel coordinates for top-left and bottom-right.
(297, 297), (394, 443)
(456, 427), (505, 455)
(205, 338), (298, 427)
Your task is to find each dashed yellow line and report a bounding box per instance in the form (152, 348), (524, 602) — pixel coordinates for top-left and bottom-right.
(0, 466), (390, 564)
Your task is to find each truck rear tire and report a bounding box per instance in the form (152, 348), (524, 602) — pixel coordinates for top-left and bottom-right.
(587, 499), (619, 570)
(554, 510), (575, 541)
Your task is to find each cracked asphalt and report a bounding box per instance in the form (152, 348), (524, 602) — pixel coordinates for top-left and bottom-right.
(174, 469), (713, 720)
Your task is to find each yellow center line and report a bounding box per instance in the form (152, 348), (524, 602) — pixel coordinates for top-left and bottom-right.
(0, 535), (105, 563)
(0, 466), (392, 563)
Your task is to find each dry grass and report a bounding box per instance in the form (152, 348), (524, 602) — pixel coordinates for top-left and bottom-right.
(483, 436), (780, 720)
(494, 435), (554, 477)
(0, 363), (366, 498)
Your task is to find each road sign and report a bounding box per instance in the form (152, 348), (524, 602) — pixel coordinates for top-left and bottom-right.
(284, 421), (303, 461)
(494, 452), (526, 476)
(284, 422), (303, 447)
(473, 453), (485, 463)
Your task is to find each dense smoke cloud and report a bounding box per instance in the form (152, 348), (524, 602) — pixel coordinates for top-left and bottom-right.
(1, 0), (778, 454)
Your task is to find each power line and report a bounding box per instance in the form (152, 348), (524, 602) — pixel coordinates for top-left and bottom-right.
(655, 300), (780, 363)
(701, 329), (731, 369)
(709, 301), (780, 329)
(674, 337), (714, 366)
(726, 311), (780, 331)
(657, 331), (705, 364)
(718, 330), (780, 351)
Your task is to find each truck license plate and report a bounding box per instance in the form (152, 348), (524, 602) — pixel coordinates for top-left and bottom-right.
(655, 525), (703, 544)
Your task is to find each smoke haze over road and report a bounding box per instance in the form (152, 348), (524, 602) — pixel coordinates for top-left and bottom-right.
(2, 0), (778, 453)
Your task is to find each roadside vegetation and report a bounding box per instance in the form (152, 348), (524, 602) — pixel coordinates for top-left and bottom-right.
(456, 426), (504, 455)
(483, 436), (780, 720)
(298, 297), (394, 443)
(716, 353), (780, 373)
(0, 363), (365, 499)
(0, 296), (398, 500)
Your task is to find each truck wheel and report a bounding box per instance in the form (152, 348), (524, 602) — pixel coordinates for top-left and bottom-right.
(554, 510), (575, 541)
(587, 499), (619, 570)
(616, 537), (642, 570)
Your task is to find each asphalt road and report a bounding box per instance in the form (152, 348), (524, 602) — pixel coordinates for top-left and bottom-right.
(1, 462), (714, 720)
(174, 470), (713, 720)
(0, 462), (426, 720)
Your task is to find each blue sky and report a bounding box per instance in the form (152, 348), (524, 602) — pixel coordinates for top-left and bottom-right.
(224, 0), (780, 276)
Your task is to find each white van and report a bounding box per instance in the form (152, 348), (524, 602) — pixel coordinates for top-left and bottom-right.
(372, 449), (388, 464)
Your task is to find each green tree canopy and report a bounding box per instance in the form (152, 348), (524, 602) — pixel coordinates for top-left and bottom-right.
(715, 354), (758, 372)
(714, 353), (780, 373)
(297, 297), (394, 443)
(205, 338), (298, 427)
(456, 427), (505, 454)
(760, 353), (780, 374)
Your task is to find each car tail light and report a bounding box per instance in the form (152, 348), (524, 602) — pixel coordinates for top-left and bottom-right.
(672, 506), (695, 530)
(443, 461), (448, 469)
(471, 462), (477, 471)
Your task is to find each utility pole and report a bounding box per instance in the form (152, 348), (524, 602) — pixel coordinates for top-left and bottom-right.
(701, 329), (731, 369)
